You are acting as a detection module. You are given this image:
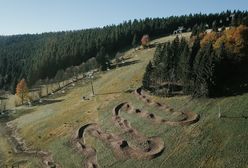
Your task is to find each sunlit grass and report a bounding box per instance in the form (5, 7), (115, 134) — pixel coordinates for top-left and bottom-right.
(6, 33), (248, 168)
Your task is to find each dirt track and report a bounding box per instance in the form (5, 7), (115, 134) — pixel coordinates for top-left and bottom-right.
(6, 122), (60, 168)
(73, 88), (200, 168)
(134, 87), (200, 126)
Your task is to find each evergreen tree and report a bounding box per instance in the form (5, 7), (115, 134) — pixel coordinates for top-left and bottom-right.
(189, 36), (200, 70)
(193, 42), (214, 97)
(132, 34), (138, 47)
(153, 44), (163, 65)
(179, 45), (191, 92)
(142, 61), (153, 90)
(212, 20), (218, 32)
(96, 47), (109, 71)
(11, 78), (17, 95)
(0, 75), (3, 89)
(0, 10), (248, 91)
(54, 69), (64, 88)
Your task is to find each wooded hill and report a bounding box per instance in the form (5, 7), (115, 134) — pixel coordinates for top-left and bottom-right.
(1, 10), (248, 93)
(143, 25), (248, 97)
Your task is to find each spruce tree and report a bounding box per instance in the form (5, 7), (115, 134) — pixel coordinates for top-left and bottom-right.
(179, 45), (190, 93)
(142, 61), (153, 90)
(132, 34), (138, 47)
(193, 42), (214, 97)
(96, 47), (109, 71)
(212, 20), (218, 32)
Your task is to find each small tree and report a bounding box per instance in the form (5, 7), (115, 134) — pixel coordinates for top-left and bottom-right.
(141, 35), (150, 48)
(96, 47), (110, 71)
(132, 34), (138, 47)
(0, 91), (6, 112)
(142, 61), (153, 90)
(115, 52), (123, 67)
(16, 79), (29, 105)
(55, 69), (64, 88)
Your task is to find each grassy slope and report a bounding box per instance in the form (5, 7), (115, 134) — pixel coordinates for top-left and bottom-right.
(2, 32), (248, 167)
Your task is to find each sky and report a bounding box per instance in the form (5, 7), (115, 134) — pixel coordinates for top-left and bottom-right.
(0, 0), (247, 35)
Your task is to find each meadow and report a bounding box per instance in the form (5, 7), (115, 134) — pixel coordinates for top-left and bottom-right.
(1, 32), (247, 168)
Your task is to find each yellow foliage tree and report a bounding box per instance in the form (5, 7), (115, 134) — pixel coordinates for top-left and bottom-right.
(16, 79), (29, 105)
(213, 25), (248, 55)
(200, 31), (219, 48)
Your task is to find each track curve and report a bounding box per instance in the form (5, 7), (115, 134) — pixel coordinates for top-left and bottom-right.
(73, 87), (200, 167)
(6, 122), (61, 168)
(134, 87), (200, 126)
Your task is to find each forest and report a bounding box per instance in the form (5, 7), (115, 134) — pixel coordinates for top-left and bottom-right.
(143, 24), (248, 97)
(0, 10), (248, 93)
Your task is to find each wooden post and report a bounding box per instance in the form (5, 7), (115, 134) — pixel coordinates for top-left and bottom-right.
(90, 80), (95, 96)
(218, 104), (221, 118)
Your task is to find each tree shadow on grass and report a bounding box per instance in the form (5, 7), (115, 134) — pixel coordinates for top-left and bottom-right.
(0, 108), (36, 122)
(95, 91), (123, 96)
(221, 115), (248, 120)
(0, 96), (8, 100)
(32, 99), (64, 106)
(95, 89), (136, 96)
(110, 60), (140, 69)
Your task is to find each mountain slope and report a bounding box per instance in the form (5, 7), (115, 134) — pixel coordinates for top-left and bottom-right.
(1, 32), (248, 168)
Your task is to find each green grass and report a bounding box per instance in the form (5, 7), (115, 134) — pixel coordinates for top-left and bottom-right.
(1, 33), (247, 168)
(93, 92), (248, 168)
(48, 136), (84, 168)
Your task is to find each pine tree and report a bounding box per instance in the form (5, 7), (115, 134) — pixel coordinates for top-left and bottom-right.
(189, 36), (200, 69)
(153, 44), (163, 65)
(179, 45), (191, 92)
(96, 47), (109, 71)
(0, 75), (3, 89)
(11, 78), (17, 95)
(242, 16), (248, 26)
(142, 61), (153, 90)
(193, 43), (214, 97)
(191, 24), (198, 37)
(212, 20), (218, 32)
(55, 69), (64, 88)
(132, 34), (138, 47)
(210, 44), (228, 96)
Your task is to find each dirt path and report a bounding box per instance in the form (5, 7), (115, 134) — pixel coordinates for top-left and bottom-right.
(73, 87), (200, 168)
(73, 103), (164, 168)
(134, 87), (200, 126)
(5, 122), (61, 168)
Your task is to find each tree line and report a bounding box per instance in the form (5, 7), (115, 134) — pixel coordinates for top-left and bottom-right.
(0, 10), (248, 93)
(143, 25), (248, 97)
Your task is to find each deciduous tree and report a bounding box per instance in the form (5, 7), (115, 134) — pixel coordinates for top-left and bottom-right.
(16, 79), (29, 105)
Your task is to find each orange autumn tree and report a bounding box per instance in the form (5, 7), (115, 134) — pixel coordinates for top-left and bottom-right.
(200, 31), (219, 48)
(16, 79), (29, 104)
(214, 25), (248, 55)
(141, 34), (150, 48)
(199, 25), (248, 57)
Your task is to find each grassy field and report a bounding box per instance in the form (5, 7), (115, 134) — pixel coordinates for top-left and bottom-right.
(1, 32), (248, 168)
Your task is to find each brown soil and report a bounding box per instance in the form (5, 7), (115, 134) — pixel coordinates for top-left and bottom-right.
(6, 122), (61, 168)
(73, 87), (200, 167)
(134, 87), (200, 126)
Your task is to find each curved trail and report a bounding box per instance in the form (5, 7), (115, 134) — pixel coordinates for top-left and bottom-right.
(73, 87), (200, 168)
(73, 103), (164, 168)
(6, 122), (60, 168)
(134, 87), (200, 126)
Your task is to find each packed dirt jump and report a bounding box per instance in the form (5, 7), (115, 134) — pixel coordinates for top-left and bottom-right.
(73, 87), (200, 168)
(134, 87), (200, 126)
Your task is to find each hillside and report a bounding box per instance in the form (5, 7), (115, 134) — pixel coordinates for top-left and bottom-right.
(1, 33), (248, 168)
(1, 10), (248, 92)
